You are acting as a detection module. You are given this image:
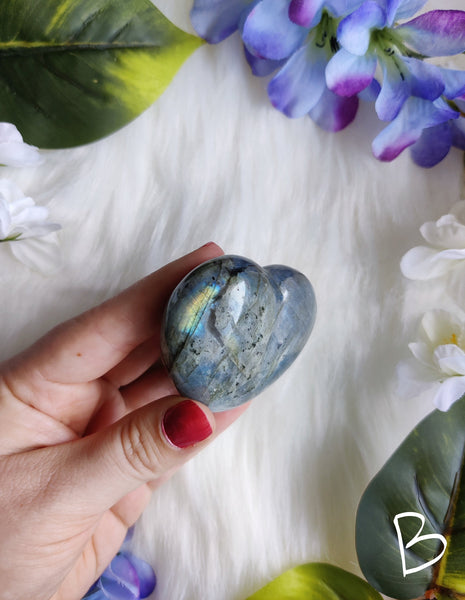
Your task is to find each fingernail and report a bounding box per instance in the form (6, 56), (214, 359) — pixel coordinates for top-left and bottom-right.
(162, 400), (213, 448)
(198, 241), (216, 250)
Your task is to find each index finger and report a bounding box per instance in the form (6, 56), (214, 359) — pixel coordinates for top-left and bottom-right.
(10, 243), (223, 384)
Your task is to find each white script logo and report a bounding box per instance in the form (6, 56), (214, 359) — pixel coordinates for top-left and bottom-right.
(393, 512), (447, 576)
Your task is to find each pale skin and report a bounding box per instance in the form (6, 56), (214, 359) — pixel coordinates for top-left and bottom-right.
(0, 243), (247, 600)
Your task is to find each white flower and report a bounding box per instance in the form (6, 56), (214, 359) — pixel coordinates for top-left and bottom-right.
(397, 310), (465, 412)
(0, 179), (62, 273)
(0, 122), (42, 167)
(0, 179), (59, 240)
(400, 201), (465, 280)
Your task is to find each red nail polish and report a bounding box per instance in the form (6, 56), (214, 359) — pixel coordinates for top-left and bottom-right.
(162, 400), (213, 448)
(197, 241), (217, 252)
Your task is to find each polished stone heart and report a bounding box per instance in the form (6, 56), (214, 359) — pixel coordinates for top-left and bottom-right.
(161, 255), (316, 411)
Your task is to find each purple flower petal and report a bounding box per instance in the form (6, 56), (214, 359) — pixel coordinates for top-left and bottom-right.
(244, 45), (285, 76)
(385, 0), (403, 26)
(326, 48), (377, 96)
(126, 555), (157, 599)
(109, 555), (140, 587)
(398, 10), (465, 57)
(98, 580), (138, 600)
(289, 0), (365, 27)
(327, 0), (366, 16)
(242, 0), (308, 60)
(237, 0), (260, 32)
(376, 56), (446, 121)
(373, 127), (417, 162)
(402, 57), (444, 100)
(410, 122), (453, 167)
(268, 38), (326, 117)
(100, 555), (140, 600)
(451, 118), (465, 151)
(437, 67), (465, 100)
(358, 77), (381, 101)
(375, 57), (410, 121)
(289, 0), (323, 28)
(337, 1), (386, 55)
(372, 96), (458, 162)
(190, 0), (252, 43)
(386, 0), (428, 24)
(308, 87), (359, 131)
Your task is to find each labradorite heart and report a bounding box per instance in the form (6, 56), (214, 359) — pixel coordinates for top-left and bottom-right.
(161, 255), (316, 412)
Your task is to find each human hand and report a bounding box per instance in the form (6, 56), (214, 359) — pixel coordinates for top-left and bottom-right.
(0, 243), (248, 600)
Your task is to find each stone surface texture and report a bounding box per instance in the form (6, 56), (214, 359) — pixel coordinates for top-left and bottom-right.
(161, 255), (316, 411)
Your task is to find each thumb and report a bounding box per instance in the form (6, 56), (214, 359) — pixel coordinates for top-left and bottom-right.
(0, 397), (215, 600)
(59, 396), (215, 516)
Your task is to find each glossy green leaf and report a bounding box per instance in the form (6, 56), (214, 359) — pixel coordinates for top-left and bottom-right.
(356, 395), (465, 600)
(245, 563), (383, 600)
(0, 0), (202, 148)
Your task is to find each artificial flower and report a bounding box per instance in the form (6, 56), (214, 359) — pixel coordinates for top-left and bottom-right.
(191, 0), (465, 164)
(244, 2), (373, 130)
(0, 122), (42, 167)
(0, 178), (61, 273)
(265, 12), (361, 130)
(408, 96), (465, 167)
(288, 0), (364, 28)
(397, 9), (465, 58)
(190, 0), (364, 43)
(241, 0), (309, 61)
(400, 200), (465, 280)
(83, 553), (156, 600)
(371, 95), (459, 162)
(84, 530), (156, 600)
(241, 0), (365, 61)
(397, 309), (465, 412)
(190, 0), (253, 43)
(0, 179), (59, 242)
(191, 0), (367, 130)
(326, 3), (465, 122)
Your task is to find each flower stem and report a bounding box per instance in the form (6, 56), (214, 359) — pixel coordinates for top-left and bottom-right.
(0, 233), (22, 242)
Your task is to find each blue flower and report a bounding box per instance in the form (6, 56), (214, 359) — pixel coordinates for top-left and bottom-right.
(371, 95), (460, 163)
(192, 0), (370, 131)
(288, 0), (364, 28)
(191, 0), (465, 165)
(397, 9), (465, 58)
(190, 0), (254, 43)
(263, 11), (362, 130)
(83, 532), (156, 600)
(408, 97), (465, 168)
(326, 2), (465, 121)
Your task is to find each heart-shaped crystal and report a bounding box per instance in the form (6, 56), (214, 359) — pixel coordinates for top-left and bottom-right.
(161, 255), (316, 411)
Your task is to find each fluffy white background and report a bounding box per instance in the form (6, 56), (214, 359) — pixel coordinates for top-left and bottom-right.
(2, 0), (465, 598)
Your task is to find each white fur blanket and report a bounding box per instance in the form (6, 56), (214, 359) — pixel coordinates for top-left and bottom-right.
(2, 0), (464, 598)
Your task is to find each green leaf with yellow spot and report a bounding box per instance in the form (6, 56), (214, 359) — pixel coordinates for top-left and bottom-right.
(356, 394), (465, 600)
(245, 563), (383, 600)
(0, 0), (202, 148)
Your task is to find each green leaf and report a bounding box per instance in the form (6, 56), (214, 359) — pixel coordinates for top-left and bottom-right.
(0, 0), (202, 148)
(245, 563), (383, 600)
(356, 395), (465, 600)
